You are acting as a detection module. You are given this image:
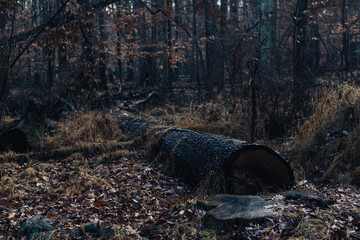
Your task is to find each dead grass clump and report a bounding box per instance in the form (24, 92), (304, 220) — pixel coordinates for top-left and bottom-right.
(38, 111), (124, 151)
(61, 172), (112, 198)
(172, 222), (199, 239)
(34, 163), (55, 172)
(82, 175), (112, 191)
(0, 162), (20, 172)
(0, 175), (29, 199)
(18, 167), (39, 180)
(64, 153), (85, 163)
(95, 149), (131, 164)
(292, 83), (360, 184)
(0, 115), (16, 128)
(291, 218), (330, 239)
(0, 176), (16, 197)
(144, 95), (250, 140)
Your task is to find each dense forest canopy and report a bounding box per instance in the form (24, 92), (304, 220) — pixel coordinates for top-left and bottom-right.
(0, 0), (359, 111)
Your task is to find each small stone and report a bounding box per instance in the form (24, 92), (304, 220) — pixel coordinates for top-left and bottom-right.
(17, 215), (55, 240)
(18, 215), (54, 235)
(98, 227), (117, 237)
(205, 195), (278, 220)
(84, 221), (100, 233)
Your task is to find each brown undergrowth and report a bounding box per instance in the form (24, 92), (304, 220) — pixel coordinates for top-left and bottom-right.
(292, 82), (360, 184)
(37, 111), (125, 151)
(143, 95), (252, 140)
(0, 95), (359, 239)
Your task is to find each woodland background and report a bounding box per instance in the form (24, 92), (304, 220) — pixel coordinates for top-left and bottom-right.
(1, 0), (359, 114)
(0, 0), (360, 239)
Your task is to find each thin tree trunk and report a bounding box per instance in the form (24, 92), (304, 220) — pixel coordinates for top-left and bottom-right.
(205, 0), (213, 95)
(98, 10), (108, 89)
(342, 0), (349, 81)
(166, 0), (173, 93)
(306, 23), (320, 74)
(219, 0), (227, 92)
(192, 0), (201, 101)
(293, 0), (308, 111)
(259, 0), (277, 90)
(57, 0), (68, 97)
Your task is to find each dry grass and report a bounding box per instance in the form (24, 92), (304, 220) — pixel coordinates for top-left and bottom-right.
(292, 83), (360, 184)
(36, 111), (124, 152)
(290, 218), (331, 239)
(143, 95), (251, 140)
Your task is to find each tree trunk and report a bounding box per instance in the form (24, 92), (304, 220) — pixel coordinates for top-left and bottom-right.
(192, 0), (201, 101)
(218, 0), (227, 92)
(166, 0), (174, 93)
(57, 3), (68, 97)
(151, 129), (294, 194)
(0, 13), (9, 119)
(259, 0), (277, 90)
(230, 0), (239, 22)
(120, 118), (295, 195)
(116, 31), (123, 85)
(205, 0), (214, 95)
(342, 0), (349, 81)
(293, 0), (308, 111)
(205, 0), (223, 96)
(98, 10), (108, 90)
(306, 23), (320, 74)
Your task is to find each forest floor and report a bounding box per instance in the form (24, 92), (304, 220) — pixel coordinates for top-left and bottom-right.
(0, 86), (360, 239)
(0, 139), (359, 239)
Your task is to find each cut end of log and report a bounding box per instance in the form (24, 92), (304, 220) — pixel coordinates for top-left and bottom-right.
(0, 129), (31, 153)
(226, 147), (294, 194)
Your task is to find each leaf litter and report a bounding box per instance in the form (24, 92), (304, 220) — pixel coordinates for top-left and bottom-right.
(0, 149), (359, 239)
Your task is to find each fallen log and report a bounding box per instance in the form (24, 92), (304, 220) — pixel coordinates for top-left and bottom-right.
(150, 129), (294, 194)
(0, 100), (46, 153)
(120, 117), (295, 194)
(129, 91), (160, 110)
(0, 129), (30, 153)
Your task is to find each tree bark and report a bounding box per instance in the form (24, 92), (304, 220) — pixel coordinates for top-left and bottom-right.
(192, 0), (201, 101)
(218, 0), (227, 92)
(166, 0), (174, 92)
(230, 0), (239, 21)
(98, 10), (108, 90)
(293, 0), (308, 111)
(259, 0), (277, 90)
(205, 0), (214, 95)
(341, 0), (349, 81)
(151, 129), (294, 194)
(306, 23), (320, 74)
(0, 13), (9, 117)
